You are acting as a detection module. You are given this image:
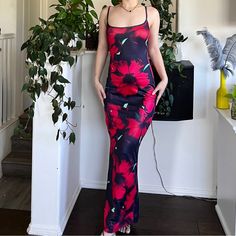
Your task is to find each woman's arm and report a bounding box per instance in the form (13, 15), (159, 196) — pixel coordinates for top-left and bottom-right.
(94, 6), (109, 106)
(147, 7), (168, 105)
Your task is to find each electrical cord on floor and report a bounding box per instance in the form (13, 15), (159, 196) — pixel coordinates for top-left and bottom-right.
(150, 120), (217, 203)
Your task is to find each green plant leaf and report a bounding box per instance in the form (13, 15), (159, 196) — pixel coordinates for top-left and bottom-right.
(85, 12), (94, 23)
(62, 113), (67, 121)
(21, 83), (29, 92)
(69, 132), (76, 144)
(67, 56), (75, 67)
(39, 67), (47, 76)
(70, 0), (81, 4)
(169, 94), (174, 106)
(55, 107), (62, 116)
(52, 112), (59, 124)
(90, 9), (98, 19)
(41, 81), (49, 93)
(52, 45), (60, 57)
(30, 93), (36, 102)
(111, 0), (120, 5)
(35, 83), (41, 97)
(58, 75), (70, 83)
(71, 101), (76, 109)
(56, 129), (60, 140)
(85, 0), (94, 8)
(53, 84), (64, 97)
(58, 0), (66, 6)
(72, 8), (83, 15)
(39, 17), (47, 25)
(224, 94), (233, 99)
(21, 40), (29, 51)
(50, 71), (59, 84)
(52, 99), (59, 108)
(57, 11), (67, 20)
(29, 66), (38, 77)
(29, 51), (38, 62)
(76, 40), (82, 50)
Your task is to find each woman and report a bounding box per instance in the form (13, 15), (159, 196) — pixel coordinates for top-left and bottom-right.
(94, 0), (168, 235)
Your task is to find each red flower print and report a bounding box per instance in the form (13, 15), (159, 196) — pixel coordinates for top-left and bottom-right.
(124, 186), (137, 210)
(124, 211), (134, 222)
(106, 103), (125, 136)
(110, 45), (119, 61)
(142, 92), (156, 114)
(126, 112), (149, 140)
(125, 171), (135, 189)
(112, 183), (126, 200)
(104, 200), (110, 222)
(116, 159), (131, 174)
(110, 60), (149, 96)
(133, 27), (148, 40)
(107, 28), (127, 46)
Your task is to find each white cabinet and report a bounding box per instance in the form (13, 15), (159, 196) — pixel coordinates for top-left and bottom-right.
(215, 108), (236, 236)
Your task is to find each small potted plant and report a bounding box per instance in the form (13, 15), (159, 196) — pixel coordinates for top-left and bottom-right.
(86, 21), (99, 50)
(225, 85), (236, 120)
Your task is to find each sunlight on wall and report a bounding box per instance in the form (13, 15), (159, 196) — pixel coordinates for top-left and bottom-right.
(0, 0), (17, 34)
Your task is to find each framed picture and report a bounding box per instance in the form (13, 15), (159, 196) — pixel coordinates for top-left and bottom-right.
(152, 60), (194, 121)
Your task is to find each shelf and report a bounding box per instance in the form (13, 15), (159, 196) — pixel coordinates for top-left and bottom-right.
(214, 107), (236, 134)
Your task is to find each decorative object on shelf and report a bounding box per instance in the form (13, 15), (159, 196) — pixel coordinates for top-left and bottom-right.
(197, 28), (236, 109)
(20, 0), (98, 144)
(217, 69), (230, 109)
(225, 85), (236, 120)
(152, 60), (194, 121)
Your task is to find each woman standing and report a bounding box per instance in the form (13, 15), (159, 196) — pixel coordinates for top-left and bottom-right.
(94, 0), (168, 235)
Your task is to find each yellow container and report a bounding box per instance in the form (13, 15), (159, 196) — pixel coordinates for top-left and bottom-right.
(216, 70), (230, 109)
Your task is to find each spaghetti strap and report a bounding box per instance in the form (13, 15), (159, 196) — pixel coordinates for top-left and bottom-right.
(145, 6), (147, 21)
(107, 6), (111, 26)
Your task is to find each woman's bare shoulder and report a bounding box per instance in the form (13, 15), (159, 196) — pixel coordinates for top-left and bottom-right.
(100, 5), (109, 18)
(146, 5), (160, 18)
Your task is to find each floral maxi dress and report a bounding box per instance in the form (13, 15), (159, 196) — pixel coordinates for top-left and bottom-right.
(103, 5), (157, 233)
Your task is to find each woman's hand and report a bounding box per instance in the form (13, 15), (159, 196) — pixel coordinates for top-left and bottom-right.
(152, 78), (168, 105)
(94, 80), (106, 106)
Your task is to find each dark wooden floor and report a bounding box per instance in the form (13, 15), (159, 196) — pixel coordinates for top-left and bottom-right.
(0, 188), (225, 235)
(63, 188), (225, 235)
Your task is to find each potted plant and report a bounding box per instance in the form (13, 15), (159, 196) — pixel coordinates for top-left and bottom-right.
(197, 28), (236, 109)
(86, 21), (99, 50)
(225, 85), (236, 120)
(20, 0), (98, 144)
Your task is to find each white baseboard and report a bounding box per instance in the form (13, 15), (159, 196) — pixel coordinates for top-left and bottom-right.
(215, 204), (231, 236)
(80, 178), (216, 199)
(27, 182), (82, 236)
(27, 223), (63, 236)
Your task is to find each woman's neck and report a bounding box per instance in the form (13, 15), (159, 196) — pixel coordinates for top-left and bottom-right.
(121, 0), (139, 9)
